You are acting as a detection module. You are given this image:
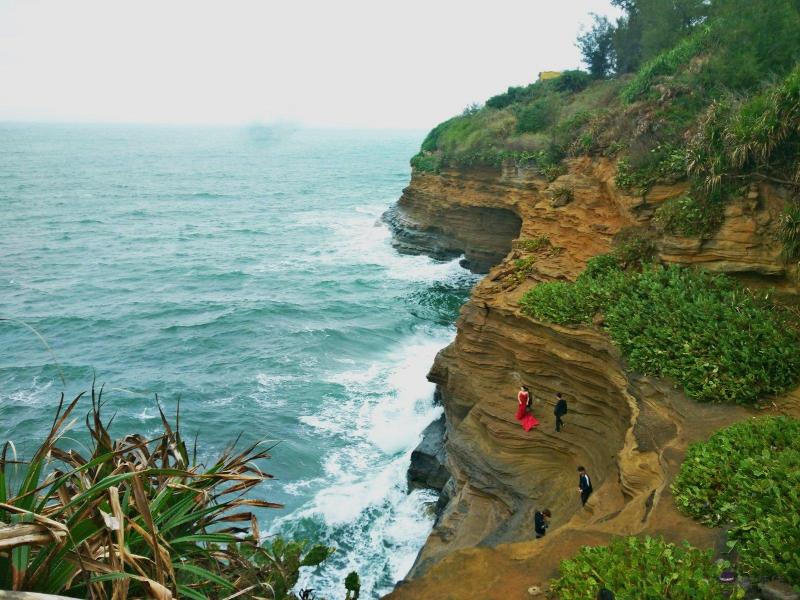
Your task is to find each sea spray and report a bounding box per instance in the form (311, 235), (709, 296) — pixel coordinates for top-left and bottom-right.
(275, 336), (450, 597)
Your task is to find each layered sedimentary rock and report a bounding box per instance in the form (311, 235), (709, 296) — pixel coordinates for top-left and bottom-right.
(385, 158), (800, 599)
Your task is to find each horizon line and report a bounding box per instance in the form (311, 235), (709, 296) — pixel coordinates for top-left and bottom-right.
(0, 118), (430, 132)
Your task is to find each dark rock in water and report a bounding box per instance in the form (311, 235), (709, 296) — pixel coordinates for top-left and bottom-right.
(759, 580), (799, 600)
(432, 386), (443, 406)
(381, 202), (521, 274)
(408, 415), (449, 492)
(382, 205), (463, 264)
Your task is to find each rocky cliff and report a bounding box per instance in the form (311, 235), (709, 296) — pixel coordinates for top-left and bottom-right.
(384, 159), (800, 599)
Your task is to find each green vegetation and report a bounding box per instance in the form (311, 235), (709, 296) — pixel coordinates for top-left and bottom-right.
(409, 152), (442, 174)
(620, 28), (710, 104)
(0, 386), (345, 599)
(579, 0), (800, 87)
(345, 571), (361, 599)
(519, 235), (552, 253)
(672, 417), (800, 589)
(506, 256), (537, 286)
(408, 72), (621, 176)
(551, 536), (740, 600)
(780, 203), (800, 263)
(550, 185), (574, 207)
(652, 195), (724, 237)
(611, 232), (656, 268)
(553, 69), (592, 93)
(516, 97), (557, 134)
(613, 145), (689, 194)
(410, 0), (800, 238)
(520, 260), (800, 403)
(689, 65), (800, 192)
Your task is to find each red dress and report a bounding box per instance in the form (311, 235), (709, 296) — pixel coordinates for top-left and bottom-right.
(515, 391), (540, 432)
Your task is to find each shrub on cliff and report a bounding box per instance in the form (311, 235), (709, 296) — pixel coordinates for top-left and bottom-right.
(688, 65), (800, 194)
(516, 97), (558, 134)
(0, 385), (339, 599)
(554, 69), (592, 93)
(620, 28), (710, 104)
(551, 535), (740, 600)
(672, 416), (800, 589)
(520, 261), (800, 404)
(779, 202), (800, 263)
(652, 195), (725, 238)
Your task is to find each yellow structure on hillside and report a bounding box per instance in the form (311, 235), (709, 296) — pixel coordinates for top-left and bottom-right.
(538, 71), (562, 81)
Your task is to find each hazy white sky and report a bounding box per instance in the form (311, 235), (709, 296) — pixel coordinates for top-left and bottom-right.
(0, 0), (620, 129)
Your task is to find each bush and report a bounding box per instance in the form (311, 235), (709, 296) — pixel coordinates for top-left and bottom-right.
(688, 66), (800, 191)
(410, 152), (442, 173)
(550, 185), (574, 206)
(520, 262), (800, 404)
(554, 70), (592, 93)
(652, 195), (725, 237)
(612, 233), (656, 268)
(615, 143), (690, 194)
(520, 257), (628, 325)
(672, 417), (800, 588)
(516, 97), (557, 134)
(779, 203), (800, 263)
(519, 235), (552, 252)
(701, 0), (800, 92)
(551, 536), (739, 600)
(486, 83), (542, 109)
(621, 27), (710, 104)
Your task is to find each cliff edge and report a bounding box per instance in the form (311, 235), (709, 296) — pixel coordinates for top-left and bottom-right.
(383, 159), (800, 599)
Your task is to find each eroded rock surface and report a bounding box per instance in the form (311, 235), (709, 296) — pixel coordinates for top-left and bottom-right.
(385, 158), (800, 598)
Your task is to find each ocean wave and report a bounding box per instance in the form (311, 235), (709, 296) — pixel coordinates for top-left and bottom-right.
(272, 335), (449, 597)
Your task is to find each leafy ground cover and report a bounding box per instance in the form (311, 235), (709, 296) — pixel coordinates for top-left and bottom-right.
(652, 195), (725, 238)
(520, 259), (800, 404)
(672, 416), (800, 590)
(551, 535), (739, 600)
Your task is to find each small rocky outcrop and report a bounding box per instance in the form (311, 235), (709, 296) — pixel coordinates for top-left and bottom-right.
(382, 167), (524, 273)
(407, 415), (449, 492)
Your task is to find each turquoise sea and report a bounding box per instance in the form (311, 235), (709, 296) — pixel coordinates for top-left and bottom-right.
(0, 124), (475, 598)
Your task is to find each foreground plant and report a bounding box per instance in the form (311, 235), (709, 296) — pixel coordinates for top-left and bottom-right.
(551, 536), (740, 600)
(0, 385), (335, 599)
(672, 416), (800, 590)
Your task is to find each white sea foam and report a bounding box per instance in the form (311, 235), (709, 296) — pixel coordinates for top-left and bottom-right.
(1, 377), (52, 407)
(272, 334), (451, 598)
(306, 201), (468, 283)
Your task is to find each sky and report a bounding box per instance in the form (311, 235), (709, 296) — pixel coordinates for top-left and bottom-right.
(0, 0), (621, 129)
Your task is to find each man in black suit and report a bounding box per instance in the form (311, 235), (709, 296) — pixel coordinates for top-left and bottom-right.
(534, 508), (551, 538)
(554, 392), (568, 432)
(577, 466), (593, 506)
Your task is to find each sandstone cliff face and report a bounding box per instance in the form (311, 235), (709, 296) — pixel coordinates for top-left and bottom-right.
(385, 158), (800, 599)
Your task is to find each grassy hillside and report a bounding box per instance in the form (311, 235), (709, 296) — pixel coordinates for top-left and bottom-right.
(412, 0), (800, 257)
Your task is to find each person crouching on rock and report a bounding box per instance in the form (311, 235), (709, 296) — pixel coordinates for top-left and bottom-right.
(515, 386), (540, 432)
(534, 508), (551, 538)
(577, 466), (593, 506)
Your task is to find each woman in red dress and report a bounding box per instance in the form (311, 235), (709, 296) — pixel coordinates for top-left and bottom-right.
(515, 386), (540, 431)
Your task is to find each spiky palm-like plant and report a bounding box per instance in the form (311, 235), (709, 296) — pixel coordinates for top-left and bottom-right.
(0, 385), (331, 599)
